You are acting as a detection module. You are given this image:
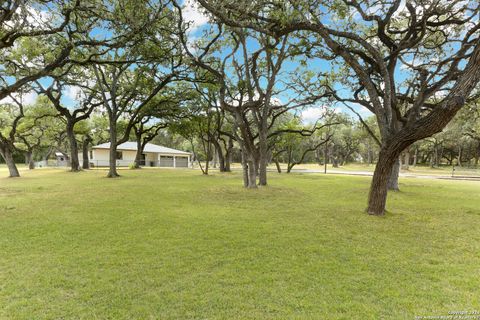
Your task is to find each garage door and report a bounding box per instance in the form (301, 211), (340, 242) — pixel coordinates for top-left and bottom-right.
(159, 156), (174, 167)
(176, 157), (188, 167)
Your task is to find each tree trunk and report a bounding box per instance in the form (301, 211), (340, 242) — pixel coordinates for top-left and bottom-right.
(224, 153), (231, 172)
(431, 144), (438, 168)
(29, 156), (34, 169)
(367, 40), (480, 214)
(134, 135), (143, 169)
(247, 159), (257, 188)
(447, 155), (453, 166)
(217, 152), (225, 172)
(332, 157), (339, 168)
(287, 164), (293, 173)
(224, 149), (231, 172)
(474, 142), (480, 166)
(258, 130), (268, 186)
(324, 143), (328, 174)
(212, 139), (226, 172)
(367, 144), (373, 165)
(66, 122), (80, 172)
(241, 151), (249, 187)
(107, 123), (119, 178)
(437, 145), (443, 167)
(403, 150), (410, 170)
(367, 148), (401, 215)
(82, 136), (91, 169)
(258, 153), (268, 186)
(274, 159), (282, 173)
(203, 140), (212, 175)
(204, 156), (209, 175)
(26, 151), (35, 169)
(0, 146), (20, 177)
(387, 157), (400, 191)
(240, 146), (257, 188)
(457, 145), (463, 167)
(108, 145), (119, 177)
(315, 148), (321, 165)
(224, 138), (233, 172)
(421, 153), (427, 164)
(212, 148), (217, 169)
(413, 148), (418, 167)
(43, 146), (54, 161)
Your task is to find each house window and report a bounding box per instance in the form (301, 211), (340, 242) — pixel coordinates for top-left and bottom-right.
(116, 151), (123, 160)
(89, 151), (93, 159)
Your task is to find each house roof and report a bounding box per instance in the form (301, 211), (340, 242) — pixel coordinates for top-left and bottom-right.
(92, 142), (191, 155)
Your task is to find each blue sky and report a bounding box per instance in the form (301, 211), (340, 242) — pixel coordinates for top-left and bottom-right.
(7, 0), (474, 124)
(1, 0), (368, 123)
(181, 0), (373, 122)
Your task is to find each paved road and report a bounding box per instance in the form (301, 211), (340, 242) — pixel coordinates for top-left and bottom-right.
(288, 168), (480, 181)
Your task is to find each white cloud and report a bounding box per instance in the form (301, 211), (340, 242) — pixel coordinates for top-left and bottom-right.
(186, 34), (198, 53)
(301, 107), (324, 123)
(183, 0), (209, 32)
(365, 4), (383, 15)
(228, 92), (283, 107)
(64, 85), (82, 100)
(4, 5), (52, 30)
(300, 106), (338, 124)
(392, 0), (407, 18)
(360, 106), (371, 114)
(343, 102), (372, 115)
(26, 7), (51, 27)
(271, 97), (282, 106)
(0, 91), (37, 106)
(351, 0), (406, 21)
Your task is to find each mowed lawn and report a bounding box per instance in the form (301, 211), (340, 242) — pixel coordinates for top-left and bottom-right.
(1, 168), (479, 319)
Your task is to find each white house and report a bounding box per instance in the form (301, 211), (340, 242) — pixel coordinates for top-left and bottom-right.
(87, 142), (192, 168)
(55, 152), (70, 166)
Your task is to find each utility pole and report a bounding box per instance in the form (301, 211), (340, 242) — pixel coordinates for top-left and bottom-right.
(324, 140), (328, 174)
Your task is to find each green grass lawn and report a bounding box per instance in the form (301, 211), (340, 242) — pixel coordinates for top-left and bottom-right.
(1, 168), (479, 319)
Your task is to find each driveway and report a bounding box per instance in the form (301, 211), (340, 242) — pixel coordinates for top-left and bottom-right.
(289, 168), (480, 181)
